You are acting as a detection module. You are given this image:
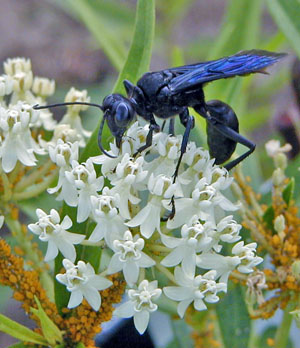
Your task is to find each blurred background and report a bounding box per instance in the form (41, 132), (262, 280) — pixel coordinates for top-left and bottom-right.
(0, 0), (299, 347)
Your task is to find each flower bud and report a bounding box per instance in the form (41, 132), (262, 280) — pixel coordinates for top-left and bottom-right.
(32, 77), (55, 97)
(272, 168), (285, 186)
(64, 87), (90, 112)
(292, 260), (300, 281)
(274, 152), (288, 170)
(274, 214), (285, 240)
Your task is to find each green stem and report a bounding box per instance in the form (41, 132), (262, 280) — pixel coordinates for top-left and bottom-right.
(12, 169), (58, 201)
(274, 307), (293, 348)
(0, 169), (12, 201)
(153, 256), (175, 283)
(14, 160), (56, 192)
(147, 244), (170, 252)
(80, 240), (105, 247)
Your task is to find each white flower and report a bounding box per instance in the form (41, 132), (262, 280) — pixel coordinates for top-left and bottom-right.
(28, 209), (85, 262)
(0, 102), (45, 172)
(216, 216), (242, 243)
(126, 173), (182, 238)
(114, 280), (162, 334)
(52, 124), (83, 145)
(59, 87), (91, 143)
(110, 154), (148, 219)
(32, 77), (55, 97)
(166, 182), (216, 229)
(145, 133), (181, 177)
(0, 75), (13, 97)
(4, 57), (33, 93)
(65, 159), (104, 222)
(107, 230), (155, 285)
(89, 188), (127, 247)
(163, 267), (226, 318)
(47, 140), (80, 206)
(48, 139), (79, 168)
(196, 253), (241, 284)
(265, 139), (292, 158)
(232, 241), (263, 273)
(161, 217), (214, 275)
(56, 259), (112, 311)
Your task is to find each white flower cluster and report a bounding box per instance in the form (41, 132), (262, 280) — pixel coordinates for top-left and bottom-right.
(30, 118), (262, 333)
(6, 57), (262, 335)
(0, 57), (90, 173)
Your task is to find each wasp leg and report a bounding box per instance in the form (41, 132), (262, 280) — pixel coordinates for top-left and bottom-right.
(207, 120), (256, 171)
(164, 109), (194, 221)
(173, 108), (195, 181)
(168, 118), (175, 136)
(135, 114), (160, 155)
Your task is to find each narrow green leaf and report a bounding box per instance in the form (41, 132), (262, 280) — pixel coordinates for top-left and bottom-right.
(267, 0), (300, 59)
(205, 0), (262, 112)
(283, 177), (295, 206)
(0, 314), (48, 345)
(113, 0), (155, 94)
(216, 283), (251, 348)
(6, 343), (28, 348)
(80, 0), (155, 161)
(62, 0), (127, 70)
(31, 297), (63, 346)
(263, 205), (276, 233)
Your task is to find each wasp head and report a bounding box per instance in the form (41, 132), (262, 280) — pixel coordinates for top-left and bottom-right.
(99, 94), (136, 156)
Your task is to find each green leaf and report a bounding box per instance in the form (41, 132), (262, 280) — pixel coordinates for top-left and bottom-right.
(0, 314), (48, 345)
(267, 0), (300, 59)
(31, 297), (63, 346)
(216, 283), (251, 348)
(263, 206), (275, 233)
(6, 343), (28, 348)
(257, 326), (293, 348)
(61, 0), (127, 71)
(205, 0), (262, 112)
(80, 0), (155, 162)
(166, 319), (194, 348)
(113, 0), (155, 94)
(283, 177), (295, 206)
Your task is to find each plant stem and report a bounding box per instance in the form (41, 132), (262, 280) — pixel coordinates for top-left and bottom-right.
(14, 159), (55, 192)
(274, 308), (293, 348)
(153, 256), (175, 283)
(0, 169), (12, 201)
(12, 169), (58, 201)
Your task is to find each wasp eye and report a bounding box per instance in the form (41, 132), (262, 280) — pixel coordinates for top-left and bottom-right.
(115, 103), (130, 126)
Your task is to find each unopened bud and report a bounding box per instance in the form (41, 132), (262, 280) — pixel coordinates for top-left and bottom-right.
(274, 153), (288, 170)
(292, 260), (300, 281)
(272, 168), (285, 186)
(274, 215), (285, 240)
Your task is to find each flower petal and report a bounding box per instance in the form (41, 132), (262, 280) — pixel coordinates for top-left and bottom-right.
(134, 310), (150, 334)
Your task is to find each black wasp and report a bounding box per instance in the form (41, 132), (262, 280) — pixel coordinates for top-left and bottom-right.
(34, 50), (286, 176)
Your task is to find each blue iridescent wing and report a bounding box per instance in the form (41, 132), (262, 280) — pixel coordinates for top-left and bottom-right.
(169, 50), (286, 94)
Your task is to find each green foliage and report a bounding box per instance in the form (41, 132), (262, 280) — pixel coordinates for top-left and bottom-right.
(283, 177), (295, 206)
(267, 0), (300, 59)
(216, 283), (251, 348)
(0, 314), (48, 346)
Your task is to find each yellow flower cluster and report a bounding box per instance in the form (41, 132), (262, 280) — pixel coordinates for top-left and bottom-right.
(61, 274), (126, 347)
(0, 238), (61, 326)
(0, 238), (125, 346)
(233, 162), (300, 319)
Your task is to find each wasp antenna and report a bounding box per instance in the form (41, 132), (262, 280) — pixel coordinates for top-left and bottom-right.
(33, 102), (104, 111)
(98, 113), (117, 158)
